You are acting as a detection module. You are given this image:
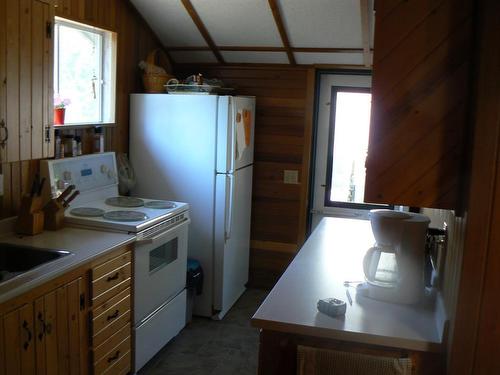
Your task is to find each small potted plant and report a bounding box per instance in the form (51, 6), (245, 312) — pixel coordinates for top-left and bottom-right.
(54, 94), (71, 125)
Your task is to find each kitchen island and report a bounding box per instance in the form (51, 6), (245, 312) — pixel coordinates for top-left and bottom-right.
(251, 217), (446, 374)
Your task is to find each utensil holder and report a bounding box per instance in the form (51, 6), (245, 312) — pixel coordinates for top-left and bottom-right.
(43, 200), (66, 231)
(15, 196), (44, 235)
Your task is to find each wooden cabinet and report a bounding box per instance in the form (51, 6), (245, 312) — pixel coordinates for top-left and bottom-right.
(258, 330), (444, 375)
(89, 247), (132, 375)
(364, 0), (475, 209)
(33, 278), (87, 375)
(0, 244), (133, 375)
(1, 304), (36, 374)
(0, 277), (86, 375)
(0, 0), (54, 163)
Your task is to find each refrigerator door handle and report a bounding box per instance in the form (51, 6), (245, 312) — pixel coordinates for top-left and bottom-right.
(225, 174), (235, 241)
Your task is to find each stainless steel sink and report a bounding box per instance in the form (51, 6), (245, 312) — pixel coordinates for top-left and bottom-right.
(0, 243), (72, 283)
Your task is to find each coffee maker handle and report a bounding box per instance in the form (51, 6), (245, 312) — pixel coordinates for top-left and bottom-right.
(363, 246), (378, 280)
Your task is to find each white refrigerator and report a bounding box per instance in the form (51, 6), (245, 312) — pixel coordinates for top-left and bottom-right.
(129, 94), (255, 319)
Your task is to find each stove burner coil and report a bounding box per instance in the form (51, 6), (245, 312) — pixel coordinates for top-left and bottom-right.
(103, 210), (148, 222)
(70, 207), (105, 217)
(144, 200), (176, 209)
(105, 196), (144, 207)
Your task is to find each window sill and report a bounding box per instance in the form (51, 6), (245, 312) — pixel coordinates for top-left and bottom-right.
(53, 123), (115, 130)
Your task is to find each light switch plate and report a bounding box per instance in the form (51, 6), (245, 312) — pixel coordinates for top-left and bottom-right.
(283, 170), (299, 184)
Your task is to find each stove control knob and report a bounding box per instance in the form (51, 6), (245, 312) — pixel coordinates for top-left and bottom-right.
(63, 171), (72, 181)
(100, 165), (108, 174)
(107, 170), (114, 179)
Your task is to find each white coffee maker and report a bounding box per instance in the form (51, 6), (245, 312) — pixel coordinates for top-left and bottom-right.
(356, 209), (430, 304)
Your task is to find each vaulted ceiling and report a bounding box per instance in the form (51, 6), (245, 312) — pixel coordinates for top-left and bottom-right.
(130, 0), (375, 66)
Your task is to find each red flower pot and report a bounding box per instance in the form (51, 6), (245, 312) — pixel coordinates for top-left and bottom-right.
(54, 108), (65, 125)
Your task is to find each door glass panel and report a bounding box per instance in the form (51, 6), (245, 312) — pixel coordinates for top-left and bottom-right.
(149, 238), (178, 273)
(327, 90), (372, 205)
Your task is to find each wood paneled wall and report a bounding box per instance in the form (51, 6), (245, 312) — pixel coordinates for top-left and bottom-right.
(176, 65), (315, 288)
(0, 0), (165, 218)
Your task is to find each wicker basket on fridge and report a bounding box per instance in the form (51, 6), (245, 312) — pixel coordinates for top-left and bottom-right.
(142, 49), (174, 93)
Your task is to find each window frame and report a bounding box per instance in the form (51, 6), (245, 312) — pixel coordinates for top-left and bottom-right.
(323, 85), (393, 211)
(53, 17), (116, 126)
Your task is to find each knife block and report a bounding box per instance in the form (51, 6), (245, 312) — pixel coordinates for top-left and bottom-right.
(15, 195), (45, 235)
(43, 200), (65, 231)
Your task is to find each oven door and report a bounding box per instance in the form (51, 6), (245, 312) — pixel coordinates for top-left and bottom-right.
(134, 218), (190, 324)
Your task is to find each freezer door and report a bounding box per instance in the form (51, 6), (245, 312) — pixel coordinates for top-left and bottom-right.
(214, 165), (253, 318)
(216, 96), (256, 173)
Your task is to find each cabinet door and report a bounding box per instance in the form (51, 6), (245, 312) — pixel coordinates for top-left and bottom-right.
(35, 277), (88, 375)
(364, 0), (474, 209)
(2, 0), (54, 162)
(0, 304), (36, 374)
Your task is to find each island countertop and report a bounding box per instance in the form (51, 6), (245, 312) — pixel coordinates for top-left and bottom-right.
(251, 217), (444, 353)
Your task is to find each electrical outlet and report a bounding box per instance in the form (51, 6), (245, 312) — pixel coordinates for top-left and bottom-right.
(283, 170), (299, 184)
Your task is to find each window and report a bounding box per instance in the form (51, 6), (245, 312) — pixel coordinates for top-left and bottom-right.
(310, 72), (391, 230)
(324, 87), (373, 208)
(54, 18), (116, 125)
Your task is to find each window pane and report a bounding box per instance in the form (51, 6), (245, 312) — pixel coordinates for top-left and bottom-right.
(329, 91), (371, 204)
(56, 24), (102, 123)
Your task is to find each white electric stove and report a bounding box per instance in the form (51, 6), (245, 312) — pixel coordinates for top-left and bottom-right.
(41, 152), (190, 372)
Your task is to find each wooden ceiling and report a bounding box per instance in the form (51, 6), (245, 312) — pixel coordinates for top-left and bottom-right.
(130, 0), (375, 67)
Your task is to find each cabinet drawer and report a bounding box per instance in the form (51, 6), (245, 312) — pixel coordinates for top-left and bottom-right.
(93, 310), (131, 348)
(94, 336), (131, 375)
(92, 263), (131, 299)
(93, 324), (130, 364)
(93, 278), (131, 308)
(92, 287), (130, 320)
(92, 251), (132, 281)
(93, 294), (131, 336)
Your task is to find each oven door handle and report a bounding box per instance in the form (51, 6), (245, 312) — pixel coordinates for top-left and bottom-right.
(135, 218), (190, 246)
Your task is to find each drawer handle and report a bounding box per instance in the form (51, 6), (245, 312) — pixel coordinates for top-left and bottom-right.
(107, 350), (120, 363)
(107, 272), (120, 282)
(107, 309), (120, 321)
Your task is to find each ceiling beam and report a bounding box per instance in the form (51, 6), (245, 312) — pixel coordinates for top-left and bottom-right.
(359, 0), (372, 67)
(180, 0), (225, 64)
(166, 46), (370, 54)
(267, 0), (296, 65)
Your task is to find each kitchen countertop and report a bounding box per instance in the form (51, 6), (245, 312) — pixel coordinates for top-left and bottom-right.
(251, 217), (445, 353)
(0, 221), (136, 304)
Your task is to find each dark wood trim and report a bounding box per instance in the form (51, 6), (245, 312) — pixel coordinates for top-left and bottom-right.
(297, 68), (315, 246)
(267, 0), (296, 65)
(448, 0), (500, 373)
(180, 0), (224, 64)
(359, 0), (372, 67)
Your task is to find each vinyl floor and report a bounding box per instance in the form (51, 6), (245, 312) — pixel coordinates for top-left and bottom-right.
(139, 288), (269, 375)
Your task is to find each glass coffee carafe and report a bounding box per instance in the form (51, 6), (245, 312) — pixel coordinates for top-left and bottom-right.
(357, 209), (430, 304)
